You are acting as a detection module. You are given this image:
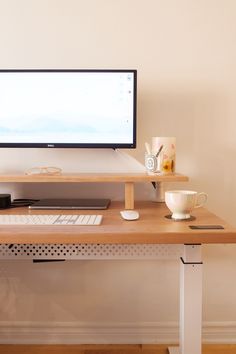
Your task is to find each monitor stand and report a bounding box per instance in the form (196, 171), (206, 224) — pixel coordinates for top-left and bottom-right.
(29, 198), (111, 210)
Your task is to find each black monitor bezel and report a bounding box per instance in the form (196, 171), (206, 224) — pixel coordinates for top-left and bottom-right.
(0, 69), (137, 149)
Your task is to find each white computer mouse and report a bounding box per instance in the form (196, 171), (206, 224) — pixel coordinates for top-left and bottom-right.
(120, 210), (140, 221)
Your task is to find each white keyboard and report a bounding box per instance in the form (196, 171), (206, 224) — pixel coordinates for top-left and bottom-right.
(0, 214), (103, 226)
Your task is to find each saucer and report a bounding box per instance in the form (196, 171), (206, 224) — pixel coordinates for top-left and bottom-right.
(165, 214), (196, 221)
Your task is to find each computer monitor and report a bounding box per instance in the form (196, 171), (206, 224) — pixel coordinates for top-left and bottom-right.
(0, 69), (137, 149)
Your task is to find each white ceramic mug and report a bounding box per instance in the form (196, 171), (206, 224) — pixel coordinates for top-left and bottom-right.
(165, 190), (208, 220)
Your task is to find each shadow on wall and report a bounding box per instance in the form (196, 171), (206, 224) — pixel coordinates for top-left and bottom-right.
(132, 86), (235, 224)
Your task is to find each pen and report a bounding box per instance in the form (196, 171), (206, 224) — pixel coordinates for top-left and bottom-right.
(145, 142), (151, 155)
(156, 144), (163, 158)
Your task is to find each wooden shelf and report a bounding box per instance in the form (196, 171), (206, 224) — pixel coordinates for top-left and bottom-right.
(0, 172), (189, 209)
(0, 172), (188, 183)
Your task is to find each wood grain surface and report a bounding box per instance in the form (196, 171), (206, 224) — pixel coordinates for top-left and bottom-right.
(0, 201), (235, 244)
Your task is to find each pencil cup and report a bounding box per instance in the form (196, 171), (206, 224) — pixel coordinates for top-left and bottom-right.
(152, 137), (176, 174)
(145, 153), (161, 173)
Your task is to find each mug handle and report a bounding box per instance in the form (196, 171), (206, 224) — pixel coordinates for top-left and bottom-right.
(195, 192), (208, 208)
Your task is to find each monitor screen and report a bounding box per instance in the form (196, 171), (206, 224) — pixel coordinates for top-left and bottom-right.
(0, 69), (137, 148)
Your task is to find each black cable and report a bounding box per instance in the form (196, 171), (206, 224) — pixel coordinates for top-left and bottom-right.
(10, 199), (40, 208)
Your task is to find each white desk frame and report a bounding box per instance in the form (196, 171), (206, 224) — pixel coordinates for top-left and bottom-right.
(0, 243), (203, 354)
(169, 244), (202, 354)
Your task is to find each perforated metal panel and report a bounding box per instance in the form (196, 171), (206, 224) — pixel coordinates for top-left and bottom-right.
(0, 244), (182, 260)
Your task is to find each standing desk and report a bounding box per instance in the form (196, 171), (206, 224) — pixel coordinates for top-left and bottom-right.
(0, 201), (236, 354)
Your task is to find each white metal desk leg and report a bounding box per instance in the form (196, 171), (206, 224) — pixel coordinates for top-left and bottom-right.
(168, 244), (203, 354)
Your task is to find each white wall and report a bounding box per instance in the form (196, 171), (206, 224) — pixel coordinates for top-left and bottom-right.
(0, 0), (236, 343)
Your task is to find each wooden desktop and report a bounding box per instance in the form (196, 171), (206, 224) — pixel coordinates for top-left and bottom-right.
(0, 201), (235, 245)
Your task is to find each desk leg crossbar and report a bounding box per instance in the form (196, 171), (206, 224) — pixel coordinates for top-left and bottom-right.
(169, 244), (203, 354)
(0, 244), (182, 260)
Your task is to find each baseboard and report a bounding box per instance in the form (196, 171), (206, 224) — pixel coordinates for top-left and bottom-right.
(0, 321), (235, 344)
(0, 321), (178, 344)
(203, 321), (236, 343)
